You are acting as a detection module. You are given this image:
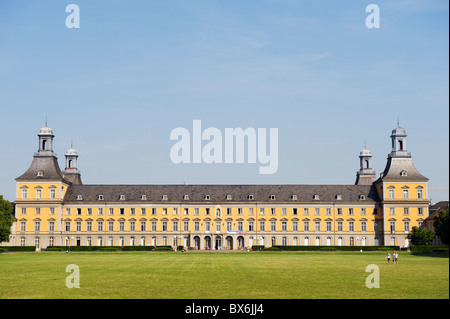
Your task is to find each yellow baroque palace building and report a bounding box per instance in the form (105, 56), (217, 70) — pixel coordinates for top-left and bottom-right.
(8, 124), (429, 250)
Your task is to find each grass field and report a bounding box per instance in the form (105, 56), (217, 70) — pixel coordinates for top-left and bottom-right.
(0, 251), (448, 299)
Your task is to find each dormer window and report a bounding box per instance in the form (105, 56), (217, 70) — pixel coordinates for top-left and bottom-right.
(184, 195), (189, 200)
(204, 195), (211, 200)
(141, 195), (147, 200)
(248, 195), (254, 200)
(313, 194), (320, 200)
(119, 195), (126, 201)
(336, 195), (342, 200)
(400, 170), (407, 177)
(291, 195), (297, 200)
(77, 195), (83, 201)
(359, 195), (366, 200)
(37, 171), (44, 177)
(98, 195), (104, 201)
(162, 195), (168, 201)
(270, 195), (276, 200)
(226, 195), (232, 200)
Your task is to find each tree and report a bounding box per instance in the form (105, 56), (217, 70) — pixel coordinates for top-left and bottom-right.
(0, 195), (14, 243)
(407, 226), (434, 246)
(433, 208), (449, 245)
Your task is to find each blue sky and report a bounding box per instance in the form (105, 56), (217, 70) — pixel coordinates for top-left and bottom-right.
(0, 0), (448, 203)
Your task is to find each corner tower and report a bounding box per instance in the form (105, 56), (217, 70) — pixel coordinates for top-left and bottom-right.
(63, 144), (83, 185)
(355, 145), (376, 185)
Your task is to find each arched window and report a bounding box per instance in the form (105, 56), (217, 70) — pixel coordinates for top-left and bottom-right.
(398, 140), (403, 150)
(365, 159), (369, 168)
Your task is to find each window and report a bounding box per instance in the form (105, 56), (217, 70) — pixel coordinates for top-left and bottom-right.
(34, 221), (41, 232)
(336, 195), (342, 200)
(282, 221), (287, 232)
(77, 195), (83, 201)
(97, 221), (103, 232)
(390, 221), (396, 233)
(249, 208), (254, 215)
(120, 208), (125, 215)
(162, 195), (168, 200)
(151, 221), (157, 232)
(359, 195), (366, 200)
(194, 208), (199, 215)
(361, 221), (367, 232)
(35, 207), (41, 215)
(337, 221), (343, 232)
(403, 221), (410, 233)
(108, 221), (114, 232)
(76, 208), (81, 215)
(248, 195), (254, 200)
(374, 221), (379, 233)
(20, 221), (26, 232)
(130, 221), (135, 232)
(259, 221), (265, 232)
(86, 221), (92, 232)
(183, 208), (188, 215)
(21, 188), (28, 199)
(226, 195), (232, 200)
(293, 208), (298, 215)
(337, 208), (343, 215)
(292, 195), (297, 200)
(237, 208), (243, 215)
(172, 221), (178, 232)
(49, 221), (55, 232)
(390, 207), (395, 215)
(205, 221), (210, 232)
(314, 221), (320, 232)
(349, 221), (354, 232)
(314, 208), (320, 215)
(270, 208), (276, 215)
(226, 208), (232, 215)
(50, 188), (56, 199)
(215, 222), (221, 233)
(184, 195), (189, 200)
(36, 189), (42, 200)
(313, 194), (320, 200)
(183, 221), (189, 232)
(50, 207), (55, 215)
(303, 221), (309, 232)
(194, 221), (200, 232)
(400, 170), (407, 176)
(76, 221), (82, 232)
(259, 208), (265, 215)
(292, 221), (298, 232)
(205, 208), (210, 215)
(417, 188), (423, 200)
(402, 189), (409, 200)
(172, 208), (178, 215)
(119, 221), (125, 232)
(141, 195), (147, 200)
(130, 208), (135, 215)
(388, 188), (395, 200)
(65, 221), (71, 232)
(238, 221), (243, 231)
(403, 207), (409, 215)
(248, 221), (254, 232)
(349, 208), (354, 215)
(142, 208), (147, 215)
(270, 221), (276, 232)
(282, 208), (287, 215)
(98, 195), (104, 200)
(37, 171), (43, 177)
(326, 221), (332, 232)
(303, 208), (309, 215)
(21, 207), (26, 215)
(270, 195), (276, 200)
(204, 195), (210, 200)
(418, 208), (424, 215)
(120, 195), (125, 201)
(361, 208), (366, 215)
(109, 208), (114, 215)
(140, 221), (146, 232)
(326, 208), (331, 215)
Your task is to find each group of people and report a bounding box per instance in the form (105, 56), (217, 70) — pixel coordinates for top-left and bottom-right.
(387, 251), (399, 264)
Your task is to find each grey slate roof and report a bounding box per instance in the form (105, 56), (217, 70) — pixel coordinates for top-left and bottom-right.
(63, 184), (380, 203)
(16, 155), (70, 183)
(378, 156), (428, 182)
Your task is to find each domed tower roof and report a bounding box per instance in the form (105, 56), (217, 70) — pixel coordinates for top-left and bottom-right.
(391, 125), (406, 137)
(66, 147), (78, 156)
(39, 125), (54, 136)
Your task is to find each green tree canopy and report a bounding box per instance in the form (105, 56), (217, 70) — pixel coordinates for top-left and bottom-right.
(433, 208), (449, 245)
(0, 195), (14, 243)
(407, 226), (434, 246)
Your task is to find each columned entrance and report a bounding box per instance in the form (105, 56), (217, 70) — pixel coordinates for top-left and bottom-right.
(214, 235), (222, 250)
(226, 236), (233, 250)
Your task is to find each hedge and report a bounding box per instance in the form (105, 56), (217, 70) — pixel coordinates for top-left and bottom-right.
(0, 246), (36, 252)
(410, 245), (449, 252)
(252, 245), (401, 252)
(42, 245), (174, 252)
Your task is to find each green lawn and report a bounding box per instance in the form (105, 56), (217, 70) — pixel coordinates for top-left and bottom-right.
(0, 251), (448, 299)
